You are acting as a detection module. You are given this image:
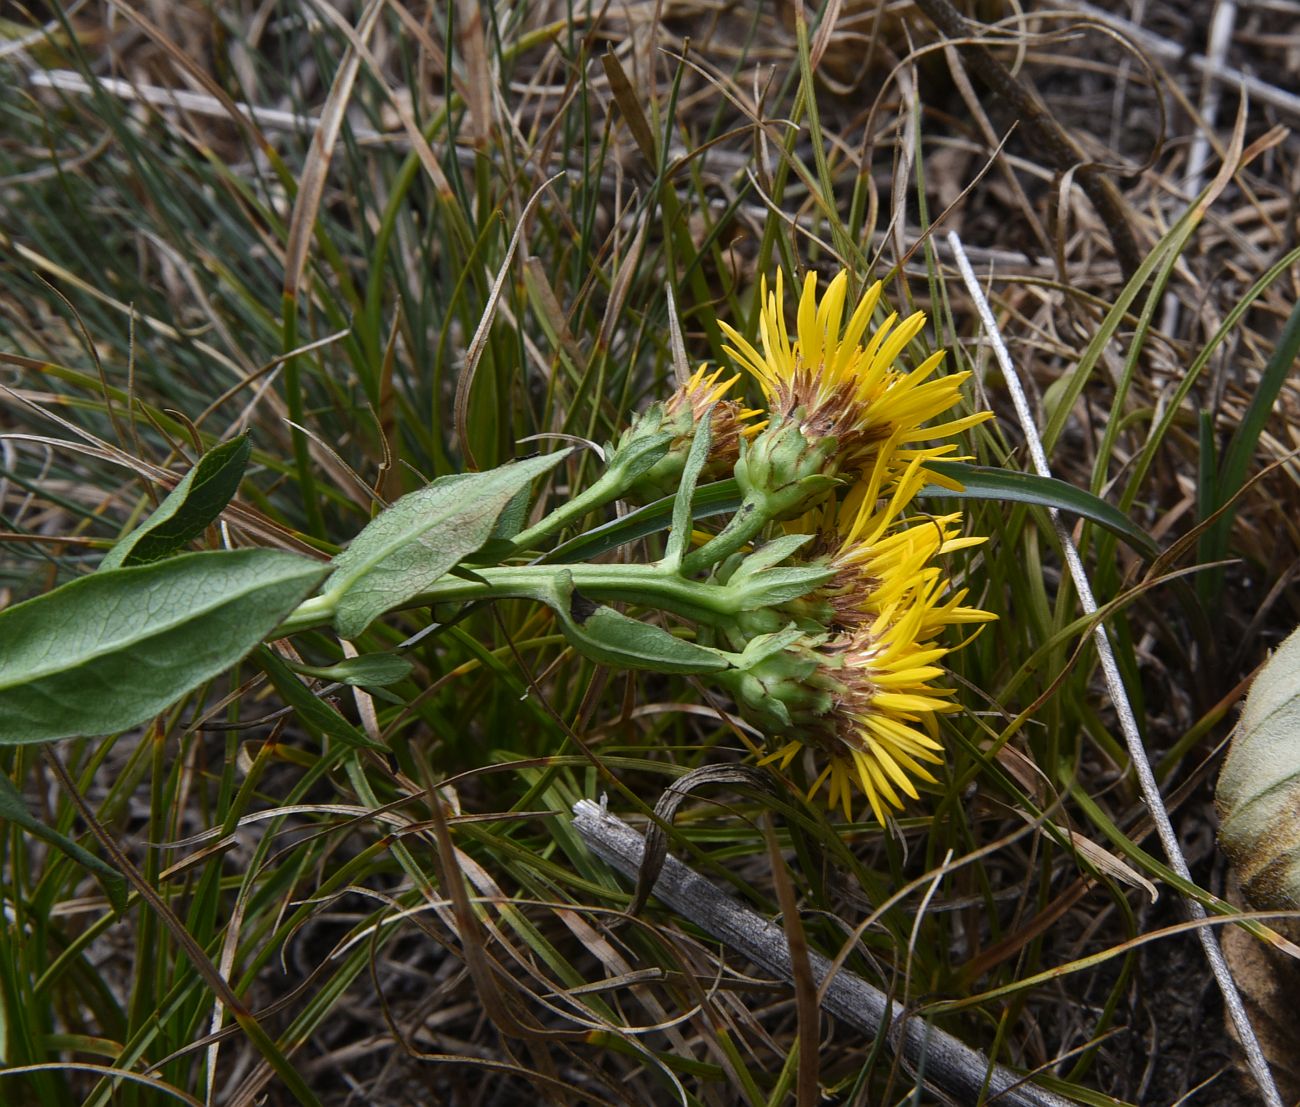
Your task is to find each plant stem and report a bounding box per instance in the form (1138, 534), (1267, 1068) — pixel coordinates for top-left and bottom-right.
(508, 465), (626, 552)
(680, 493), (772, 576)
(278, 562), (751, 638)
(279, 593), (337, 636)
(435, 564), (737, 616)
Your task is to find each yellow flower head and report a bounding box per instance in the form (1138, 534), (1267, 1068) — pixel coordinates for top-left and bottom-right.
(827, 464), (993, 633)
(762, 591), (965, 824)
(665, 364), (763, 467)
(707, 266), (996, 822)
(755, 451), (994, 822)
(784, 452), (994, 635)
(719, 269), (990, 481)
(613, 364), (762, 503)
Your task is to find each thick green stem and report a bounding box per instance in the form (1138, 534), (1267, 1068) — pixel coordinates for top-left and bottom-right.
(279, 594), (337, 636)
(438, 564), (754, 622)
(277, 562), (751, 638)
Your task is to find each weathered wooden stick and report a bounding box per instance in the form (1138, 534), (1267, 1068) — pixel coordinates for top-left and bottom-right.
(572, 799), (1075, 1107)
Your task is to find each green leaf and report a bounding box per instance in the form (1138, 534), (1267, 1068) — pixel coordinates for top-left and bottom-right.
(326, 450), (572, 638)
(561, 602), (730, 674)
(0, 550), (327, 744)
(662, 412), (713, 570)
(726, 565), (835, 610)
(291, 653), (413, 687)
(0, 774), (127, 912)
(471, 481), (547, 564)
(731, 624), (807, 669)
(722, 536), (831, 610)
(728, 534), (813, 576)
(548, 574), (728, 675)
(256, 647), (387, 751)
(491, 484), (534, 542)
(923, 462), (1159, 560)
(100, 435), (251, 571)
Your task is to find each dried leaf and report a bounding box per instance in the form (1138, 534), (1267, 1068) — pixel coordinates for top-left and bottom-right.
(1217, 626), (1300, 908)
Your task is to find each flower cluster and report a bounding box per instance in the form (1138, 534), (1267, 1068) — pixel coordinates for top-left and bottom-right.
(689, 270), (994, 822)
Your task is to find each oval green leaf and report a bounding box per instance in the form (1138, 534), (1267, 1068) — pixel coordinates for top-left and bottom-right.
(291, 653), (413, 688)
(0, 549), (327, 744)
(326, 450), (572, 639)
(551, 577), (728, 675)
(561, 601), (729, 674)
(100, 435), (252, 571)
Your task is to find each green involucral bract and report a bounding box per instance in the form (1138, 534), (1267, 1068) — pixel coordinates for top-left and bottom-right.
(734, 412), (839, 521)
(714, 633), (840, 733)
(606, 402), (693, 504)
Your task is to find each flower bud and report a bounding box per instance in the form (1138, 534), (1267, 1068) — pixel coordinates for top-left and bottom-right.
(614, 367), (759, 504)
(719, 268), (994, 487)
(605, 400), (694, 503)
(715, 633), (842, 734)
(734, 411), (838, 520)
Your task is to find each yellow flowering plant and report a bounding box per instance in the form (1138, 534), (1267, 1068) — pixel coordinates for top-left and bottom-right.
(0, 262), (993, 827)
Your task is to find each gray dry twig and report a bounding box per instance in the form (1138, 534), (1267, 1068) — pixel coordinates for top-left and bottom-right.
(572, 799), (1076, 1107)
